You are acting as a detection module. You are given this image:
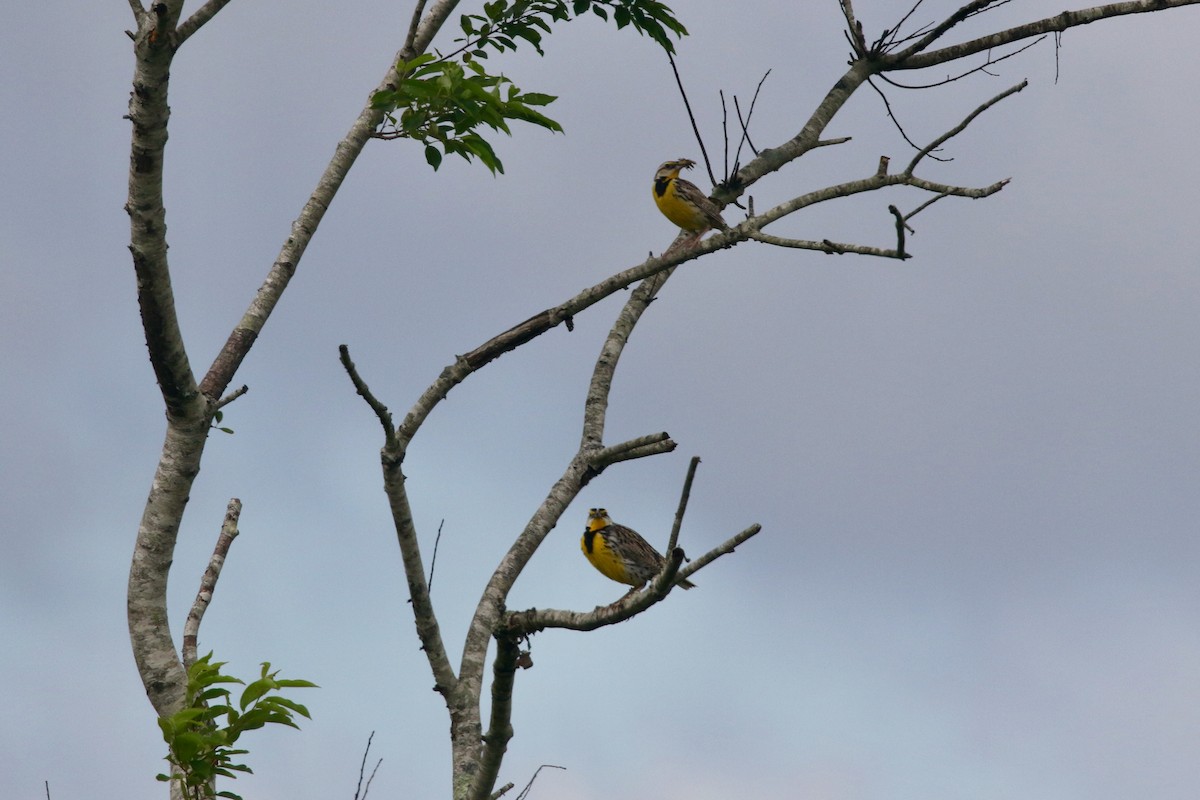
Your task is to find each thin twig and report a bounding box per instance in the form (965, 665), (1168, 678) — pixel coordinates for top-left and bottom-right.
(720, 90), (729, 181)
(339, 345), (396, 443)
(890, 0), (930, 49)
(353, 731), (383, 800)
(216, 384), (248, 409)
(733, 96), (759, 160)
(427, 519), (445, 594)
(514, 765), (567, 800)
(1054, 30), (1062, 83)
(363, 758), (382, 800)
(667, 51), (717, 186)
(182, 498), (241, 668)
(903, 192), (950, 221)
(666, 457), (701, 556)
(877, 37), (1042, 89)
(867, 77), (949, 160)
(731, 70), (771, 171)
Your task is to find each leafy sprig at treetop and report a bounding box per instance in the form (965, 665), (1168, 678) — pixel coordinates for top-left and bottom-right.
(370, 0), (686, 173)
(156, 654), (317, 800)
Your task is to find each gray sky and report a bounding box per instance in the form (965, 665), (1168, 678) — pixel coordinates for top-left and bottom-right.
(3, 1), (1199, 798)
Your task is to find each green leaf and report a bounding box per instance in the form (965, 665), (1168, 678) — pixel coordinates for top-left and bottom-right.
(518, 92), (557, 106)
(591, 4), (607, 20)
(171, 731), (205, 764)
(425, 145), (443, 169)
(259, 696), (312, 718)
(512, 26), (544, 53)
(241, 678), (278, 711)
(398, 52), (437, 71)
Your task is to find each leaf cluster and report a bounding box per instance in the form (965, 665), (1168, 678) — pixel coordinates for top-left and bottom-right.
(156, 653), (317, 800)
(457, 0), (687, 59)
(372, 55), (560, 174)
(371, 0), (686, 173)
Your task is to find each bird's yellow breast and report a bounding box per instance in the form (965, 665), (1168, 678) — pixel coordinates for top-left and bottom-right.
(582, 528), (634, 586)
(653, 176), (710, 231)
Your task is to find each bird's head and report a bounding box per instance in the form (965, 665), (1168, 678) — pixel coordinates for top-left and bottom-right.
(654, 158), (696, 181)
(587, 507), (612, 530)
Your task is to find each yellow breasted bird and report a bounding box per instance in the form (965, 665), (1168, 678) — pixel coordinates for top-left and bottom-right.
(581, 508), (696, 592)
(652, 158), (729, 234)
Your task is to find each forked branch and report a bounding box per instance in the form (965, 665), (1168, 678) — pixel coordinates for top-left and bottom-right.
(739, 78), (1021, 259)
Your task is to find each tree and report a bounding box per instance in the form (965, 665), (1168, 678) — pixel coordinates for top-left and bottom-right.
(122, 1), (1200, 798)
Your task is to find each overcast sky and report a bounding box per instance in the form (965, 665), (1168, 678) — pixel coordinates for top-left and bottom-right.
(3, 1), (1199, 799)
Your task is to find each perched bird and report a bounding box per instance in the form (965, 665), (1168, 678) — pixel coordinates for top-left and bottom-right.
(651, 158), (729, 235)
(581, 507), (696, 593)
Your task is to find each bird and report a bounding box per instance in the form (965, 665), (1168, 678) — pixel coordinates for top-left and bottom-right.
(651, 158), (729, 235)
(581, 507), (695, 594)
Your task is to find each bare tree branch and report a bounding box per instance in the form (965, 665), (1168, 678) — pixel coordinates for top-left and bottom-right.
(902, 192), (949, 222)
(182, 499), (241, 669)
(589, 432), (677, 473)
(840, 0), (867, 54)
(892, 0), (1011, 60)
(175, 0), (233, 44)
(502, 522), (760, 638)
(745, 230), (909, 260)
(396, 232), (736, 452)
(474, 635), (520, 797)
(877, 36), (1042, 89)
(677, 524), (762, 585)
(380, 443), (458, 699)
(413, 0), (467, 55)
(215, 384), (248, 409)
(905, 80), (1027, 173)
(895, 0), (1200, 70)
(719, 0), (1200, 213)
(404, 0), (430, 55)
(501, 546), (689, 635)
